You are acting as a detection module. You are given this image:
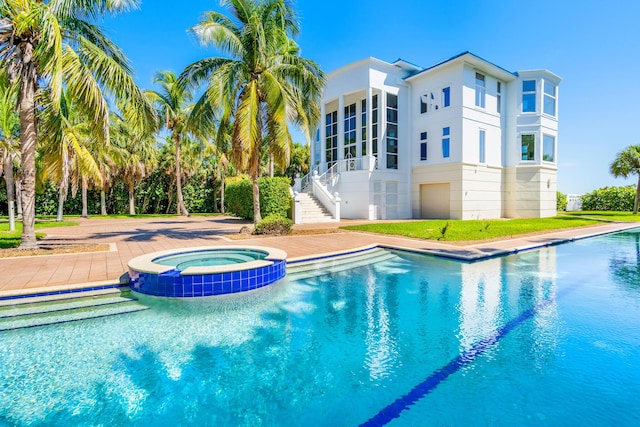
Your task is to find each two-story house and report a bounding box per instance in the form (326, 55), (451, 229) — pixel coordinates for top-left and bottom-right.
(307, 51), (561, 220)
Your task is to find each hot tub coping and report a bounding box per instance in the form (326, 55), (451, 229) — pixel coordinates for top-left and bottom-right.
(127, 245), (288, 275)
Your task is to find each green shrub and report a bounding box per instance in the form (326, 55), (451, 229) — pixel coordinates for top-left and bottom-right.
(556, 191), (567, 211)
(581, 185), (635, 211)
(254, 214), (293, 235)
(225, 176), (292, 220)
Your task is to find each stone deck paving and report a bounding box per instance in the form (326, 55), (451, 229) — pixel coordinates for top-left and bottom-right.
(0, 215), (637, 297)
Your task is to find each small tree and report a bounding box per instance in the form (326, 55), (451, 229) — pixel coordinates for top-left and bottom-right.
(610, 145), (640, 214)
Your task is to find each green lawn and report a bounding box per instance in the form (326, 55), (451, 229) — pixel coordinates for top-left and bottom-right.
(562, 211), (640, 222)
(341, 216), (601, 242)
(0, 220), (79, 249)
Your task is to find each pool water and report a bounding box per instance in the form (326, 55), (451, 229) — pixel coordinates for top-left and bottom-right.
(153, 249), (268, 270)
(1, 231), (640, 425)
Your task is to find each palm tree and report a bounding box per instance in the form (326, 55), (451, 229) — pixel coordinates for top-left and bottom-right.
(0, 69), (19, 230)
(112, 115), (157, 215)
(39, 89), (102, 221)
(146, 71), (196, 216)
(0, 0), (154, 249)
(610, 145), (640, 214)
(181, 0), (325, 225)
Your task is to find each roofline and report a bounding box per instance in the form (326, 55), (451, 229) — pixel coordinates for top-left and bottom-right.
(325, 57), (399, 79)
(517, 69), (563, 83)
(405, 51), (517, 82)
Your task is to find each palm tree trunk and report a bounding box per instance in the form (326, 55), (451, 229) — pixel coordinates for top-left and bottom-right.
(174, 134), (189, 216)
(269, 152), (274, 177)
(17, 42), (38, 249)
(252, 174), (261, 225)
(15, 178), (22, 219)
(100, 190), (107, 215)
(128, 183), (136, 215)
(81, 175), (88, 218)
(56, 188), (65, 222)
(220, 169), (226, 214)
(635, 175), (640, 215)
(4, 153), (15, 231)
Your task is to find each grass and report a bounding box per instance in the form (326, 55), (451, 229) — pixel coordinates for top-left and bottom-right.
(562, 211), (640, 222)
(0, 220), (79, 249)
(341, 216), (601, 242)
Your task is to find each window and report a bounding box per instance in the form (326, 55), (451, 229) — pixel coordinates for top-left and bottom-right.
(522, 80), (536, 113)
(479, 129), (486, 163)
(442, 127), (450, 158)
(420, 94), (428, 114)
(372, 95), (378, 159)
(543, 134), (555, 162)
(386, 93), (398, 169)
(314, 129), (321, 165)
(325, 111), (338, 166)
(344, 103), (356, 158)
(543, 82), (556, 116)
(420, 132), (427, 161)
(442, 87), (450, 108)
(521, 134), (535, 161)
(361, 99), (367, 156)
(496, 81), (502, 113)
(475, 73), (485, 108)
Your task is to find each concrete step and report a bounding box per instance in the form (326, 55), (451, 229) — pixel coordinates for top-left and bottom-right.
(0, 288), (148, 332)
(296, 192), (335, 223)
(287, 247), (399, 280)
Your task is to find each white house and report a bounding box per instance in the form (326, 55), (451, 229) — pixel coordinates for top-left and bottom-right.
(306, 51), (561, 220)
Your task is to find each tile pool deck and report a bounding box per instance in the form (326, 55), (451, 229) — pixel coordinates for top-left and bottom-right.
(0, 215), (637, 297)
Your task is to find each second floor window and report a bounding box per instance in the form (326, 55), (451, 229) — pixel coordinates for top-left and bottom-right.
(442, 87), (450, 108)
(442, 127), (450, 158)
(420, 132), (427, 161)
(479, 130), (486, 163)
(344, 103), (356, 158)
(475, 73), (485, 108)
(496, 81), (502, 113)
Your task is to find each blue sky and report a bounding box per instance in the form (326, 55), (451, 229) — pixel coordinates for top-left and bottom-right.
(104, 0), (640, 194)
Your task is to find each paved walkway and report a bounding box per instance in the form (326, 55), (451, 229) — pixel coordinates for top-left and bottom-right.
(0, 215), (637, 297)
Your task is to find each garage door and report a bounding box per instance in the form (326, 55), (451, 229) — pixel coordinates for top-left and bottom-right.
(420, 183), (450, 219)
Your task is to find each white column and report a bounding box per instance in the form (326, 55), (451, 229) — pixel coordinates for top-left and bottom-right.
(338, 95), (345, 161)
(380, 91), (387, 169)
(320, 102), (326, 170)
(366, 87), (373, 160)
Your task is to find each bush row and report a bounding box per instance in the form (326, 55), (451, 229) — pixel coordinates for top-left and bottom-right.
(580, 185), (636, 211)
(225, 176), (292, 220)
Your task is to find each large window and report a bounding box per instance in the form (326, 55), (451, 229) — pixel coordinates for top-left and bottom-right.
(442, 127), (450, 158)
(386, 93), (398, 169)
(475, 73), (486, 108)
(344, 103), (356, 158)
(543, 134), (555, 162)
(544, 82), (556, 116)
(496, 81), (502, 113)
(442, 87), (450, 108)
(361, 99), (367, 156)
(420, 132), (427, 161)
(325, 111), (337, 166)
(521, 134), (535, 161)
(479, 129), (486, 163)
(372, 94), (379, 160)
(522, 80), (536, 113)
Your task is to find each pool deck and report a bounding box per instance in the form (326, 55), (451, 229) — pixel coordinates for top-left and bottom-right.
(0, 216), (637, 297)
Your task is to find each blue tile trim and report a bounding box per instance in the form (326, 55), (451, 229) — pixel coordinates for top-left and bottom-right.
(0, 284), (125, 302)
(129, 259), (287, 298)
(359, 284), (579, 426)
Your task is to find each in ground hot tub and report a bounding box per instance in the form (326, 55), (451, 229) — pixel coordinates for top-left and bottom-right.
(128, 246), (287, 297)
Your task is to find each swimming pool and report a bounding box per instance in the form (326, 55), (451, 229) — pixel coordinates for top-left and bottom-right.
(1, 230), (639, 425)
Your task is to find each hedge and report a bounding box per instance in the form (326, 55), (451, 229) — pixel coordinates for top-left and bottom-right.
(225, 176), (292, 220)
(556, 191), (567, 211)
(254, 214), (293, 235)
(581, 185), (636, 211)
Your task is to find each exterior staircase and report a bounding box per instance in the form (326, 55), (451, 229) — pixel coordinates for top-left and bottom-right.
(296, 191), (335, 223)
(0, 287), (149, 332)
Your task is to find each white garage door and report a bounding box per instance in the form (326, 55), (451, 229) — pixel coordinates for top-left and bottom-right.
(420, 183), (450, 219)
